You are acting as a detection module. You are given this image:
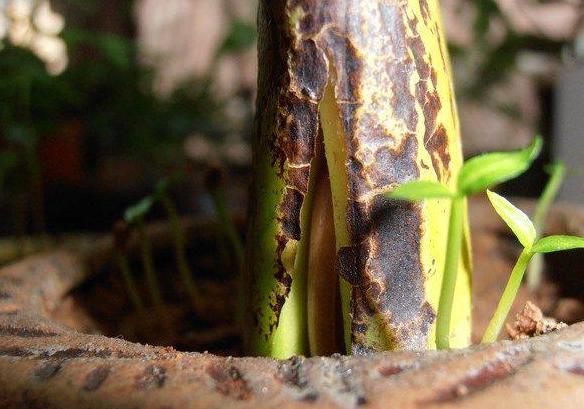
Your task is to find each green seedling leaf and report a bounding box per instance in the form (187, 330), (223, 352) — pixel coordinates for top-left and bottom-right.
(532, 235), (584, 254)
(387, 180), (455, 201)
(487, 190), (536, 249)
(458, 136), (542, 195)
(124, 196), (154, 224)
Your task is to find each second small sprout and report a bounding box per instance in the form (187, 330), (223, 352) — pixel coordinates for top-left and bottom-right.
(481, 190), (584, 343)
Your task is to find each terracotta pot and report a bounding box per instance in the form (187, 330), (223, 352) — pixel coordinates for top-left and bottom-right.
(2, 200), (584, 408)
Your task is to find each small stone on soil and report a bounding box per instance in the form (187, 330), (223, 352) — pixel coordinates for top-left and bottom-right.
(506, 301), (567, 340)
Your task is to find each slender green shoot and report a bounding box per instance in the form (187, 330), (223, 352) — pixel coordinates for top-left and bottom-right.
(435, 197), (464, 349)
(482, 190), (584, 343)
(116, 252), (144, 311)
(389, 137), (542, 349)
(156, 179), (202, 311)
(113, 221), (144, 311)
(205, 168), (244, 270)
(527, 161), (566, 288)
(125, 197), (163, 308)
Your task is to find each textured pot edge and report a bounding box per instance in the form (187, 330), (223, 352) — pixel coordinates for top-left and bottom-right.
(1, 204), (584, 408)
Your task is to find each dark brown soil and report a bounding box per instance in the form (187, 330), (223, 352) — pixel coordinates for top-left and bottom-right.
(47, 199), (584, 355)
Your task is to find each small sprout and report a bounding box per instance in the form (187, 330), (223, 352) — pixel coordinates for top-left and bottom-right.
(205, 166), (244, 270)
(389, 137), (542, 349)
(124, 195), (163, 308)
(528, 161), (566, 288)
(112, 220), (144, 312)
(155, 174), (203, 313)
(482, 191), (584, 344)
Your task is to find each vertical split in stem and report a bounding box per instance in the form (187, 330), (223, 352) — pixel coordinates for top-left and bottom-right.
(306, 135), (343, 356)
(319, 77), (352, 352)
(436, 196), (464, 349)
(482, 249), (533, 343)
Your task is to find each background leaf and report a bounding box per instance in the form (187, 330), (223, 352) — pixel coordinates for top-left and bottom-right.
(487, 190), (536, 248)
(532, 235), (584, 254)
(458, 137), (542, 195)
(387, 180), (454, 201)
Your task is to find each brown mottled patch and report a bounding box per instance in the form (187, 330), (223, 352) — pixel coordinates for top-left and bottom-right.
(337, 244), (368, 287)
(285, 166), (310, 194)
(377, 363), (412, 377)
(136, 365), (166, 390)
(278, 188), (303, 240)
(275, 93), (318, 172)
(426, 355), (532, 403)
(289, 39), (328, 101)
(33, 361), (62, 380)
(320, 29), (363, 103)
(207, 363), (251, 400)
(425, 125), (451, 182)
(0, 325), (59, 338)
(83, 365), (110, 392)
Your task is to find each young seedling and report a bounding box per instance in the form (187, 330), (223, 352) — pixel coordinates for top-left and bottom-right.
(155, 177), (203, 313)
(124, 196), (163, 308)
(389, 137), (542, 349)
(481, 190), (584, 343)
(112, 220), (144, 312)
(204, 167), (245, 327)
(527, 161), (566, 289)
(204, 167), (244, 271)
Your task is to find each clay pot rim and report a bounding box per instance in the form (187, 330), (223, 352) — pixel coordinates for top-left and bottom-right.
(2, 199), (584, 408)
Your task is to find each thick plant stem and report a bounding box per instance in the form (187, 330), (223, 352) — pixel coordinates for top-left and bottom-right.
(482, 249), (533, 343)
(320, 80), (351, 353)
(116, 251), (144, 312)
(436, 197), (465, 349)
(247, 0), (470, 356)
(137, 219), (163, 308)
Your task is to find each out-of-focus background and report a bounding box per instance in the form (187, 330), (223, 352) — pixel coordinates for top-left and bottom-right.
(0, 0), (583, 254)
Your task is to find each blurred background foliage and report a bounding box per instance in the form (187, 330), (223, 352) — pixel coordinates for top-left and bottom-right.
(0, 0), (582, 251)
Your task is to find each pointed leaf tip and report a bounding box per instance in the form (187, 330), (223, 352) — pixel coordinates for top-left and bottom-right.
(458, 136), (542, 196)
(487, 190), (536, 249)
(532, 235), (584, 254)
(387, 180), (454, 201)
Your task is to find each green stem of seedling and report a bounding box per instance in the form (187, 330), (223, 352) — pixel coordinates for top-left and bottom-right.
(137, 219), (163, 307)
(209, 185), (244, 271)
(528, 162), (565, 289)
(160, 192), (201, 310)
(116, 251), (144, 312)
(482, 249), (533, 344)
(436, 196), (464, 349)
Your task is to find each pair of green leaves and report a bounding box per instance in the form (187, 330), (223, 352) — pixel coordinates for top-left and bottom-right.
(389, 137), (542, 201)
(487, 190), (584, 254)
